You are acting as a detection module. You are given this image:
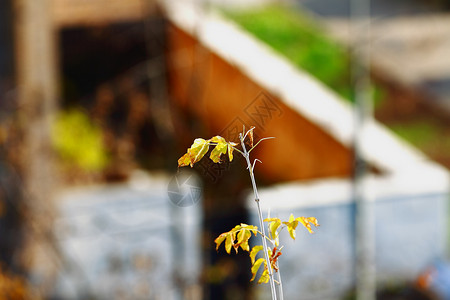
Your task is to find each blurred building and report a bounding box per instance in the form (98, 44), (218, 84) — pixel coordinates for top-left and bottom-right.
(0, 0), (449, 299)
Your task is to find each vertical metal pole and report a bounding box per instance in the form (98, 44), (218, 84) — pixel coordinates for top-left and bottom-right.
(350, 0), (376, 299)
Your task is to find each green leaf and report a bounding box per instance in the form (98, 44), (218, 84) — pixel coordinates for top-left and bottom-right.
(210, 136), (228, 163)
(250, 245), (263, 264)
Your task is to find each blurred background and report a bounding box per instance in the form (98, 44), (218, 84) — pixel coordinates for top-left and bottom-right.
(0, 0), (450, 299)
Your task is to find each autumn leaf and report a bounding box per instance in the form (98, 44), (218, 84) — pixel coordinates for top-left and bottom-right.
(248, 127), (254, 148)
(269, 246), (282, 272)
(237, 225), (254, 251)
(296, 216), (319, 234)
(188, 138), (210, 166)
(251, 258), (270, 283)
(228, 142), (237, 162)
(214, 224), (258, 254)
(210, 136), (228, 163)
(282, 214), (299, 240)
(250, 245), (263, 264)
(177, 152), (191, 167)
(178, 135), (240, 167)
(214, 234), (226, 251)
(178, 138), (210, 167)
(264, 217), (281, 246)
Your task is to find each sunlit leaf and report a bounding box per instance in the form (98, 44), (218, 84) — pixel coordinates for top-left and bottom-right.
(236, 224), (257, 252)
(228, 143), (234, 162)
(264, 217), (281, 246)
(225, 234), (233, 254)
(178, 152), (191, 167)
(178, 138), (210, 167)
(307, 217), (319, 227)
(250, 245), (263, 264)
(250, 258), (266, 282)
(258, 267), (270, 284)
(282, 214), (299, 240)
(296, 216), (319, 234)
(237, 229), (252, 251)
(188, 138), (210, 166)
(215, 224), (258, 254)
(210, 136), (227, 163)
(214, 234), (226, 251)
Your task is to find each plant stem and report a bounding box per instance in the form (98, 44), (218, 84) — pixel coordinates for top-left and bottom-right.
(239, 133), (278, 300)
(276, 265), (284, 300)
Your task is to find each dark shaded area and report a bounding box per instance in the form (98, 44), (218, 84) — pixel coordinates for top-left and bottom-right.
(59, 22), (168, 174)
(0, 0), (26, 276)
(60, 23), (148, 107)
(0, 0), (14, 94)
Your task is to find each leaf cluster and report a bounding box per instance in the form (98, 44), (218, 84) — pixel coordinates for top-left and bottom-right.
(178, 136), (238, 168)
(214, 214), (319, 284)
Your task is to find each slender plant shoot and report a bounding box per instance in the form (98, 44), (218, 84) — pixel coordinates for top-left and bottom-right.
(177, 127), (319, 300)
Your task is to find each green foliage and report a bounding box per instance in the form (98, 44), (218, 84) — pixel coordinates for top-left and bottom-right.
(223, 5), (386, 104)
(224, 5), (351, 99)
(52, 109), (109, 172)
(389, 120), (450, 157)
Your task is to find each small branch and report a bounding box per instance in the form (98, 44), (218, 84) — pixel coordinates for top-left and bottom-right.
(232, 147), (245, 157)
(276, 265), (284, 300)
(248, 137), (275, 154)
(242, 126), (255, 141)
(251, 159), (262, 172)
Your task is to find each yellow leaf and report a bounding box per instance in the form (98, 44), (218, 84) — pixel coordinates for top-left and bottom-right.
(228, 143), (234, 162)
(307, 217), (320, 227)
(250, 245), (263, 264)
(258, 267), (270, 284)
(177, 152), (191, 167)
(282, 214), (299, 240)
(296, 216), (319, 234)
(188, 138), (210, 166)
(210, 136), (227, 163)
(267, 218), (281, 246)
(250, 258), (265, 282)
(225, 234), (233, 254)
(214, 234), (226, 251)
(237, 229), (252, 251)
